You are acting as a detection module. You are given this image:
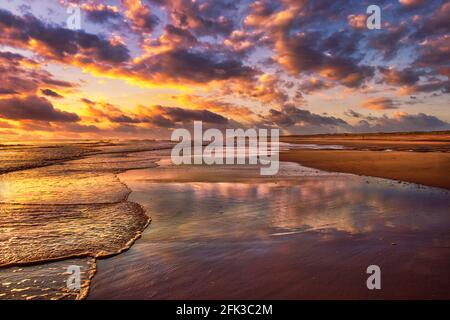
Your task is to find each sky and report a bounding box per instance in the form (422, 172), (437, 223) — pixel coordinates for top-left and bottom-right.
(0, 0), (449, 139)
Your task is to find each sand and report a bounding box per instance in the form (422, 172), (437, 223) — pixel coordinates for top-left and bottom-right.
(88, 162), (450, 299)
(281, 131), (450, 190)
(281, 150), (450, 190)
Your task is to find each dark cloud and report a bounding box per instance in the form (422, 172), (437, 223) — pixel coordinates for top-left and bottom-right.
(58, 122), (101, 133)
(275, 32), (374, 88)
(145, 114), (174, 128)
(0, 9), (130, 64)
(379, 67), (421, 86)
(40, 88), (63, 99)
(413, 2), (450, 39)
(40, 77), (74, 88)
(261, 104), (349, 128)
(82, 4), (122, 25)
(163, 24), (197, 47)
(298, 78), (331, 94)
(80, 98), (229, 128)
(0, 50), (76, 96)
(322, 30), (363, 58)
(80, 98), (95, 106)
(109, 114), (142, 123)
(133, 49), (256, 83)
(123, 0), (159, 33)
(414, 35), (450, 77)
(152, 105), (229, 126)
(159, 0), (236, 36)
(369, 24), (409, 60)
(354, 112), (450, 133)
(0, 88), (18, 95)
(362, 97), (398, 110)
(404, 80), (450, 95)
(344, 109), (364, 118)
(260, 105), (450, 134)
(0, 96), (80, 122)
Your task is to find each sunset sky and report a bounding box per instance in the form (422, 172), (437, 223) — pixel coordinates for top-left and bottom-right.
(0, 0), (448, 139)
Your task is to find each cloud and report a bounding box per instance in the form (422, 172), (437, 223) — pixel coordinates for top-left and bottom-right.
(0, 88), (18, 95)
(354, 112), (450, 133)
(0, 51), (76, 96)
(132, 48), (256, 83)
(361, 97), (398, 110)
(0, 120), (15, 128)
(298, 78), (331, 93)
(0, 95), (80, 122)
(399, 0), (426, 8)
(0, 9), (130, 64)
(398, 80), (450, 96)
(81, 98), (230, 128)
(413, 2), (450, 39)
(144, 105), (229, 127)
(40, 88), (63, 99)
(377, 66), (448, 95)
(259, 106), (450, 134)
(379, 67), (421, 87)
(57, 122), (101, 133)
(414, 35), (450, 77)
(161, 24), (198, 48)
(81, 3), (122, 25)
(344, 109), (364, 119)
(274, 32), (374, 88)
(347, 14), (366, 29)
(369, 23), (409, 59)
(0, 1), (448, 137)
(123, 0), (159, 33)
(260, 104), (349, 128)
(174, 94), (255, 119)
(223, 30), (262, 56)
(156, 0), (236, 36)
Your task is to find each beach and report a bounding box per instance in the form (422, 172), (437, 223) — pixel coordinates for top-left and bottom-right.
(88, 161), (450, 299)
(1, 0), (449, 304)
(0, 139), (449, 299)
(281, 132), (450, 190)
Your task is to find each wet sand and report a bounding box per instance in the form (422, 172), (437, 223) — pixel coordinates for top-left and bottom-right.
(281, 150), (450, 190)
(281, 131), (450, 190)
(2, 139), (449, 299)
(89, 162), (450, 299)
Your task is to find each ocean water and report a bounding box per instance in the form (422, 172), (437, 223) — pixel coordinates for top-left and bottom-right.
(0, 141), (172, 299)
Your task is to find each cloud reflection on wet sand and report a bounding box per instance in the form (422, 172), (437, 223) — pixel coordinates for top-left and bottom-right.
(89, 163), (450, 299)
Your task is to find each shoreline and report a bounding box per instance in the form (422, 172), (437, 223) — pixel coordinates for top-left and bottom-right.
(280, 150), (450, 191)
(281, 132), (450, 190)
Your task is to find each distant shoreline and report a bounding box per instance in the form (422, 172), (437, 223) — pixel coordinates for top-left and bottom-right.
(281, 131), (450, 190)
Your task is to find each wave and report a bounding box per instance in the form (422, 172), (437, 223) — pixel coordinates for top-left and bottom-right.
(0, 140), (168, 299)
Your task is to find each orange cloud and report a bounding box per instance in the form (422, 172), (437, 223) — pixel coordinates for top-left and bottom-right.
(347, 14), (367, 29)
(362, 97), (398, 110)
